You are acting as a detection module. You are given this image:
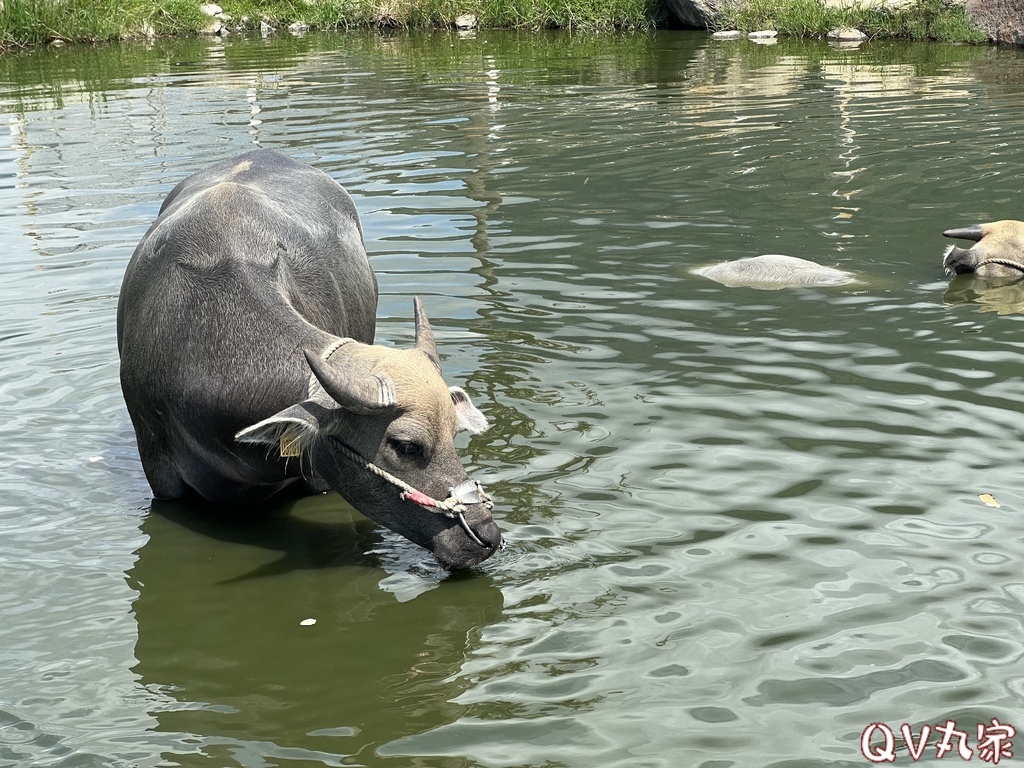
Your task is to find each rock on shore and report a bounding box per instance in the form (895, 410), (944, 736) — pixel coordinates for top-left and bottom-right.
(665, 0), (722, 27)
(966, 0), (1024, 44)
(199, 2), (230, 36)
(668, 0), (977, 35)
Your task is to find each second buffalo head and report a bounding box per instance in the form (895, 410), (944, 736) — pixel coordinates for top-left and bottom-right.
(943, 220), (1024, 279)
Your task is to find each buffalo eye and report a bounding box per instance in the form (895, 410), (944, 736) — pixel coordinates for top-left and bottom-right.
(389, 438), (425, 460)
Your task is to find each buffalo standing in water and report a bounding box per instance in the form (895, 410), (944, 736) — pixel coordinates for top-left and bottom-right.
(117, 150), (503, 570)
(943, 221), (1024, 278)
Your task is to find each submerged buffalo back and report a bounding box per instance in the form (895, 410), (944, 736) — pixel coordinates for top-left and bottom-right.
(693, 254), (855, 289)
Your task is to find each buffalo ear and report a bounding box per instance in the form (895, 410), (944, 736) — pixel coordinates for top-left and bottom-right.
(235, 402), (322, 457)
(450, 387), (488, 434)
(303, 349), (396, 415)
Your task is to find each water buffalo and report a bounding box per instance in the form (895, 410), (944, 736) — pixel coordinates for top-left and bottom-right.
(117, 150), (502, 570)
(943, 220), (1024, 278)
(692, 254), (856, 289)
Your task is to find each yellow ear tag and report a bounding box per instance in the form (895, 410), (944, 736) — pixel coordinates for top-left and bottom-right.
(280, 428), (302, 458)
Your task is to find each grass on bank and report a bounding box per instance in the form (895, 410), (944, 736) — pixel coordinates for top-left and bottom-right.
(0, 0), (208, 48)
(0, 0), (989, 49)
(0, 0), (662, 49)
(714, 0), (989, 42)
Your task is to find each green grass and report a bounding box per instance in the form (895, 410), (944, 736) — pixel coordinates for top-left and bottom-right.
(713, 0), (988, 42)
(0, 0), (988, 50)
(0, 0), (663, 50)
(0, 0), (207, 48)
(201, 0), (663, 31)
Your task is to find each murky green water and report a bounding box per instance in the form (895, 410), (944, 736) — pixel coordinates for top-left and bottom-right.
(4, 28), (1024, 768)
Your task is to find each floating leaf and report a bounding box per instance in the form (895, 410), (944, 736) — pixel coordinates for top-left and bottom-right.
(979, 493), (1001, 509)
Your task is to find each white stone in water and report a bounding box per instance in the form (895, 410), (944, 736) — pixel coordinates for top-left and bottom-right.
(199, 3), (223, 16)
(288, 21), (310, 34)
(692, 254), (856, 289)
(711, 30), (744, 39)
(454, 13), (477, 28)
(827, 27), (868, 41)
(747, 29), (778, 39)
(300, 618), (316, 626)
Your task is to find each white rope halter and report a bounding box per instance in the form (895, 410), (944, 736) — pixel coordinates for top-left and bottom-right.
(974, 257), (1024, 274)
(330, 438), (494, 548)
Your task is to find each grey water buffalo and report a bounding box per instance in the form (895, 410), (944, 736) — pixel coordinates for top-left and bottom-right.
(943, 220), (1024, 278)
(692, 254), (856, 289)
(117, 150), (502, 570)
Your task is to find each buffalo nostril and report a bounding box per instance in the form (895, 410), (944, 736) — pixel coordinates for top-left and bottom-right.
(456, 512), (488, 548)
(470, 518), (502, 550)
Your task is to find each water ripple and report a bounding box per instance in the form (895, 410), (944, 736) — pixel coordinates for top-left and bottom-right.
(4, 29), (1024, 768)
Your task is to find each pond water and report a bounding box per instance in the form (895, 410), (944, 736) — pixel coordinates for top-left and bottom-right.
(3, 28), (1024, 768)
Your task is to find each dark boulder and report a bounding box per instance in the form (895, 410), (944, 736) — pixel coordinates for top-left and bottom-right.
(665, 0), (722, 27)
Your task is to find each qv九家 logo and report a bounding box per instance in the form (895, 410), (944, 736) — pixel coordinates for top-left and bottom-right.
(861, 719), (1015, 764)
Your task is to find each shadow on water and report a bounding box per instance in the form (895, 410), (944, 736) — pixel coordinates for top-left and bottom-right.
(146, 491), (386, 579)
(129, 493), (506, 764)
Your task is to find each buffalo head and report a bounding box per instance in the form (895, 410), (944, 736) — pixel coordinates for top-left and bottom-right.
(236, 300), (502, 570)
(943, 220), (1024, 279)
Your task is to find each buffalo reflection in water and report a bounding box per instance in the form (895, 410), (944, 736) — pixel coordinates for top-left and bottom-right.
(127, 494), (504, 763)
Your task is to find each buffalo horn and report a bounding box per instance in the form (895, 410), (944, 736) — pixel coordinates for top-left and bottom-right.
(413, 298), (441, 373)
(943, 226), (985, 242)
(303, 349), (395, 413)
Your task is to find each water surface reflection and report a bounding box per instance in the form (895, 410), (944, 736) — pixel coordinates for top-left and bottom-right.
(2, 29), (1024, 768)
(132, 497), (505, 764)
